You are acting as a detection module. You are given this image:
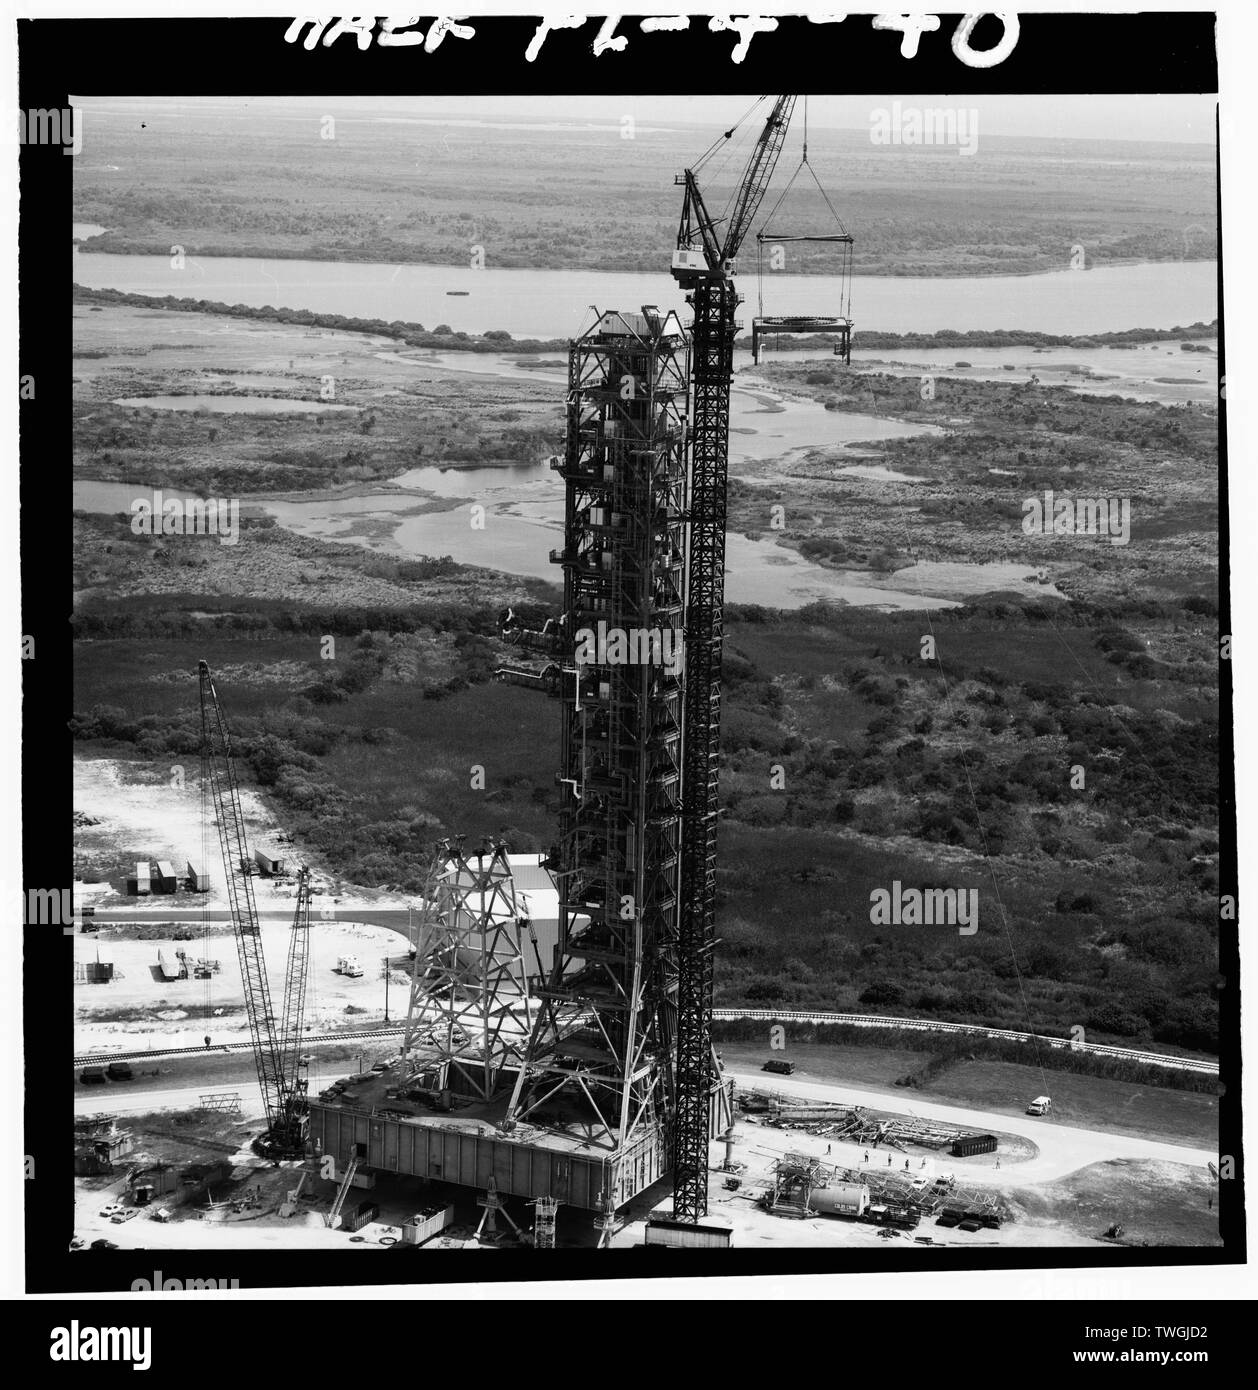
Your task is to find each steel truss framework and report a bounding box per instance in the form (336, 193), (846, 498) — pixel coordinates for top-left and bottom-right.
(506, 307), (690, 1153)
(198, 661), (287, 1137)
(672, 279), (738, 1220)
(399, 838), (535, 1102)
(275, 866), (312, 1149)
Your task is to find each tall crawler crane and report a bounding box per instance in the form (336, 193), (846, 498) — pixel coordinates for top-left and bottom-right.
(276, 864), (313, 1150)
(199, 660), (309, 1156)
(670, 97), (797, 1220)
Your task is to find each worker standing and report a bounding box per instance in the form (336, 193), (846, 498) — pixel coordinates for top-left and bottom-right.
(887, 1154), (892, 1166)
(864, 1151), (869, 1164)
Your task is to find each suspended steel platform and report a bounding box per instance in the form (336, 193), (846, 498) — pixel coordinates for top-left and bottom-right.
(751, 314), (853, 365)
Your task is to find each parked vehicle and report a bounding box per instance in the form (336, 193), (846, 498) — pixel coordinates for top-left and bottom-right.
(762, 1059), (796, 1075)
(107, 1061), (133, 1081)
(1026, 1095), (1052, 1116)
(79, 1066), (107, 1085)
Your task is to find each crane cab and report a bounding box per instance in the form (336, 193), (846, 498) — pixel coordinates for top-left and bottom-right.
(671, 248), (709, 281)
(672, 249), (740, 283)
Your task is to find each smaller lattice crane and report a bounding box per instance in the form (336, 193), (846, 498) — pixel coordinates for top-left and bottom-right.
(198, 660), (309, 1157)
(275, 864), (313, 1151)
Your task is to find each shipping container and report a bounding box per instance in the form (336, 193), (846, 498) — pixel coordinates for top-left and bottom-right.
(85, 961), (114, 983)
(130, 862), (151, 896)
(950, 1133), (998, 1158)
(254, 848), (285, 877)
(186, 861), (210, 892)
(152, 860), (178, 893)
(157, 949), (184, 981)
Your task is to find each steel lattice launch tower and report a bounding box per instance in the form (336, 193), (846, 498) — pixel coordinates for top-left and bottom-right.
(508, 308), (691, 1157)
(308, 308), (732, 1222)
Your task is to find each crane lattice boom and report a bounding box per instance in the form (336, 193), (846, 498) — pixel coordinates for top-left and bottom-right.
(670, 97), (797, 1222)
(198, 660), (290, 1150)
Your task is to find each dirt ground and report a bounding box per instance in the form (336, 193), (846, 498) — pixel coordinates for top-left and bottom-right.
(74, 758), (413, 1051)
(75, 920), (407, 1052)
(1012, 1158), (1220, 1247)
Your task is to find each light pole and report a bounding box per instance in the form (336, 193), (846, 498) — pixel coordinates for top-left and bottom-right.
(383, 956), (390, 1024)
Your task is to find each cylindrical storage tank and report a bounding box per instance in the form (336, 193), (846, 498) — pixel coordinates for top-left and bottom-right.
(809, 1183), (870, 1218)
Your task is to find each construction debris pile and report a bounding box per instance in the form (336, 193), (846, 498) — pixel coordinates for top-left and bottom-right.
(739, 1090), (998, 1155)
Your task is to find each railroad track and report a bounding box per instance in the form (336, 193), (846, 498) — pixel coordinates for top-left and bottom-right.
(74, 1025), (407, 1068)
(73, 1011), (1218, 1076)
(711, 1009), (1219, 1075)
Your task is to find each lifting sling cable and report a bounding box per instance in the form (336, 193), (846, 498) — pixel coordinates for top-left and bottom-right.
(756, 96), (854, 321)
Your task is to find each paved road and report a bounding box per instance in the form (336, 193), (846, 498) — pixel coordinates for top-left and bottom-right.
(89, 907), (415, 931)
(79, 1064), (1215, 1189)
(75, 1068), (339, 1121)
(728, 1071), (1216, 1186)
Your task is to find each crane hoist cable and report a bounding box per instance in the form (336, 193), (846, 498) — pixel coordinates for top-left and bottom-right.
(755, 96), (855, 323)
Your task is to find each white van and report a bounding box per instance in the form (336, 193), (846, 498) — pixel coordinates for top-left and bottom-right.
(1026, 1096), (1052, 1116)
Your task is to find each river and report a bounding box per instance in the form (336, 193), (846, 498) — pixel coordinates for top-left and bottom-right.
(74, 240), (1217, 341)
(74, 232), (1202, 609)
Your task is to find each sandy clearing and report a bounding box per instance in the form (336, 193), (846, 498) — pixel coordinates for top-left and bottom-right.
(725, 1071), (1215, 1182)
